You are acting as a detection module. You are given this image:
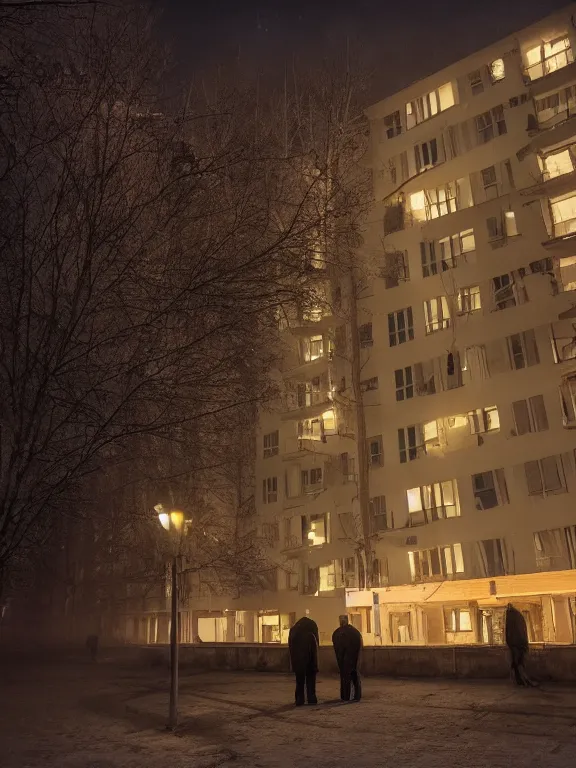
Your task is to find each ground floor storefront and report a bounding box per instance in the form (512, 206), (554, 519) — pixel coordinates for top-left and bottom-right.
(347, 570), (576, 646)
(117, 571), (576, 647)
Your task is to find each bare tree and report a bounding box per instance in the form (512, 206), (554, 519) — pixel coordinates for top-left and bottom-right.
(0, 3), (368, 610)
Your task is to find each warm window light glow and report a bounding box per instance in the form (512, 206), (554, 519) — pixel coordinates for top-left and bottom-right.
(410, 190), (426, 211)
(170, 510), (185, 531)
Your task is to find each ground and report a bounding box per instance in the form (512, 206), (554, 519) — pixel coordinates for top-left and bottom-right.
(2, 655), (576, 768)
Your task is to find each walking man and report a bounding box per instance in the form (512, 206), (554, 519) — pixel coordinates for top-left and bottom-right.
(288, 616), (319, 706)
(505, 603), (531, 686)
(332, 615), (362, 702)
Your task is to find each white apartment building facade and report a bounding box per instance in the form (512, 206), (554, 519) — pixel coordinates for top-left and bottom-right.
(244, 4), (576, 648)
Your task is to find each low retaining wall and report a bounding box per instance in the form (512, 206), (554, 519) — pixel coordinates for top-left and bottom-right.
(132, 642), (576, 682)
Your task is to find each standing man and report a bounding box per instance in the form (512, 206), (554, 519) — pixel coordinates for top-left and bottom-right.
(332, 615), (362, 702)
(505, 603), (531, 686)
(288, 616), (319, 706)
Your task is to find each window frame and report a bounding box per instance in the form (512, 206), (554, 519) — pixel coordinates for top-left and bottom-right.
(525, 37), (574, 81)
(262, 476), (278, 504)
(368, 435), (384, 467)
(467, 405), (500, 434)
(457, 285), (481, 313)
(263, 430), (279, 458)
(507, 330), (539, 370)
(425, 182), (458, 219)
(398, 423), (436, 463)
(406, 82), (455, 129)
(468, 69), (484, 95)
(445, 607), (473, 632)
(409, 542), (464, 582)
(384, 110), (402, 139)
(407, 480), (460, 524)
(476, 105), (507, 144)
(369, 495), (388, 533)
(388, 307), (414, 346)
(395, 365), (414, 401)
(512, 394), (549, 436)
(424, 296), (451, 334)
(472, 469), (508, 510)
(359, 322), (373, 348)
(525, 455), (567, 497)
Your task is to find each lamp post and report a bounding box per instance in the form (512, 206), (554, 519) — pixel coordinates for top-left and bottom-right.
(155, 504), (185, 731)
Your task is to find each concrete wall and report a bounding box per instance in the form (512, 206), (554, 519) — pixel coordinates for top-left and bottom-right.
(133, 642), (576, 681)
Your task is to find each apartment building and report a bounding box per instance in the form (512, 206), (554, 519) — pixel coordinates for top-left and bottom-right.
(246, 4), (576, 647)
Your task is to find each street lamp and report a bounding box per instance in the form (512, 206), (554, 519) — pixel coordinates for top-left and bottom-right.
(154, 503), (185, 731)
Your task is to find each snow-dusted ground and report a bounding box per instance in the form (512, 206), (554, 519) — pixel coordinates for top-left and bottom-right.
(2, 655), (576, 767)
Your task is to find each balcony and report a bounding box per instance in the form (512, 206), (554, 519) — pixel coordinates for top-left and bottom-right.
(282, 350), (334, 380)
(525, 42), (576, 96)
(289, 313), (341, 337)
(282, 535), (304, 553)
(531, 112), (576, 151)
(521, 167), (576, 200)
(282, 389), (334, 421)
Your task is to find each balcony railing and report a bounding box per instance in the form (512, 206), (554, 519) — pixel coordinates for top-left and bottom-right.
(553, 217), (576, 238)
(536, 554), (571, 571)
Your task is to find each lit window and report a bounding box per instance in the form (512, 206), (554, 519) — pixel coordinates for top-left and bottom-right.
(421, 230), (475, 277)
(446, 608), (473, 632)
(410, 190), (426, 212)
(489, 58), (505, 83)
(322, 409), (336, 434)
(306, 514), (327, 546)
(467, 405), (500, 434)
(398, 423), (437, 463)
(504, 211), (518, 237)
(426, 182), (457, 218)
(303, 335), (324, 362)
(406, 481), (460, 524)
(551, 194), (576, 238)
(457, 285), (481, 313)
(424, 296), (450, 334)
(406, 82), (454, 129)
(525, 37), (574, 80)
(541, 148), (575, 180)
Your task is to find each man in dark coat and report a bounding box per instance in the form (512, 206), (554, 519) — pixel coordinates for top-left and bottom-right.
(332, 615), (362, 701)
(505, 603), (531, 686)
(288, 616), (319, 706)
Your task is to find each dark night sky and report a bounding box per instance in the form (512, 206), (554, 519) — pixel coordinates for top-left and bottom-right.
(153, 0), (568, 99)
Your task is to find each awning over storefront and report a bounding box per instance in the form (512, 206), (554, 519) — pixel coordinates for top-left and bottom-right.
(346, 570), (576, 607)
